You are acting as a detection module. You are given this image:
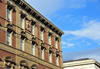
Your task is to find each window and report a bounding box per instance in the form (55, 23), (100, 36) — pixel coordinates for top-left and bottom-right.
(55, 40), (58, 49)
(21, 39), (24, 51)
(41, 49), (44, 59)
(32, 44), (35, 55)
(7, 8), (11, 21)
(49, 53), (52, 63)
(56, 57), (59, 66)
(40, 30), (43, 40)
(31, 24), (34, 35)
(6, 66), (10, 69)
(7, 31), (11, 45)
(48, 35), (51, 45)
(20, 17), (24, 29)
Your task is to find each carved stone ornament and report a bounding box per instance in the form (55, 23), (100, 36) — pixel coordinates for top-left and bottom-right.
(41, 43), (46, 49)
(5, 56), (16, 66)
(26, 20), (30, 30)
(31, 64), (38, 69)
(7, 23), (15, 32)
(49, 46), (53, 53)
(6, 1), (15, 10)
(56, 50), (60, 57)
(32, 35), (37, 44)
(20, 60), (29, 69)
(21, 30), (27, 39)
(20, 11), (27, 18)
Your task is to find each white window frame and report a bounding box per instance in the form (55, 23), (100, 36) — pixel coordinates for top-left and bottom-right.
(31, 24), (34, 35)
(41, 49), (44, 59)
(7, 31), (11, 45)
(49, 53), (52, 63)
(56, 56), (59, 66)
(20, 17), (24, 29)
(48, 35), (51, 45)
(32, 44), (35, 55)
(21, 39), (24, 51)
(7, 8), (11, 21)
(40, 30), (43, 40)
(55, 40), (58, 49)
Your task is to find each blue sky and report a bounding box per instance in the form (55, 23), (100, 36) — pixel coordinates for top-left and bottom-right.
(25, 0), (100, 61)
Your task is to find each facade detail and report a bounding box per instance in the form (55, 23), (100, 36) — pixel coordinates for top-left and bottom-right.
(63, 58), (100, 69)
(0, 0), (64, 69)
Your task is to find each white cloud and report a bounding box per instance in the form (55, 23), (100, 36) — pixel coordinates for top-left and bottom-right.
(62, 41), (74, 48)
(64, 20), (100, 40)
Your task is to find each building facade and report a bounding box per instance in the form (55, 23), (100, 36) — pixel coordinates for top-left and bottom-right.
(0, 0), (64, 69)
(63, 58), (100, 69)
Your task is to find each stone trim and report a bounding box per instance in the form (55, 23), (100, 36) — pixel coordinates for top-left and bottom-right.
(0, 42), (63, 69)
(8, 0), (64, 36)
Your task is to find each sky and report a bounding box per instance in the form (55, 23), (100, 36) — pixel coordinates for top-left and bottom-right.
(25, 0), (100, 62)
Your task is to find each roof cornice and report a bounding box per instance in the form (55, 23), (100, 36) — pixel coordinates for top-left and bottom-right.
(9, 0), (64, 36)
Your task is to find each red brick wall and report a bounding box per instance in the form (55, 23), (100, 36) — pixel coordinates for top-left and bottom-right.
(0, 0), (6, 26)
(59, 58), (61, 67)
(44, 52), (49, 62)
(0, 30), (6, 43)
(51, 34), (55, 47)
(0, 68), (3, 69)
(52, 55), (56, 65)
(39, 64), (51, 69)
(0, 50), (15, 60)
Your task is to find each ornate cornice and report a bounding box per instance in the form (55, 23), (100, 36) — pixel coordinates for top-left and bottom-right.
(8, 0), (64, 36)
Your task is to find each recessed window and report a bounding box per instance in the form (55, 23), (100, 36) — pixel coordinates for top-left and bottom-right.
(31, 24), (34, 35)
(21, 39), (24, 51)
(7, 8), (11, 21)
(49, 53), (52, 63)
(6, 66), (10, 69)
(20, 17), (24, 29)
(55, 40), (58, 49)
(48, 35), (51, 45)
(41, 49), (44, 59)
(56, 57), (59, 66)
(40, 30), (43, 40)
(32, 44), (35, 55)
(7, 31), (11, 45)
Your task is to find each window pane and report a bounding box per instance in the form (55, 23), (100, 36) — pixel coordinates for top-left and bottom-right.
(32, 44), (34, 55)
(6, 66), (10, 69)
(20, 17), (24, 29)
(31, 24), (34, 34)
(7, 8), (10, 21)
(40, 30), (42, 40)
(7, 32), (11, 45)
(21, 39), (24, 51)
(41, 49), (43, 59)
(48, 36), (51, 45)
(55, 40), (58, 49)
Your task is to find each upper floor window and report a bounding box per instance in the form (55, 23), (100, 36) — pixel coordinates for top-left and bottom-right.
(48, 35), (51, 45)
(31, 24), (34, 35)
(55, 40), (58, 49)
(6, 66), (10, 69)
(40, 30), (43, 40)
(41, 49), (44, 59)
(49, 53), (52, 63)
(7, 31), (11, 45)
(56, 57), (59, 66)
(7, 8), (11, 21)
(32, 44), (35, 55)
(21, 38), (24, 51)
(20, 17), (24, 29)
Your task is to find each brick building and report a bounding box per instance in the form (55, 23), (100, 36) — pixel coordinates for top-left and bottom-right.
(0, 0), (64, 69)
